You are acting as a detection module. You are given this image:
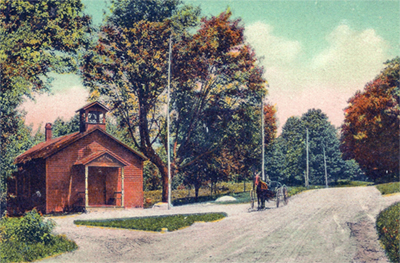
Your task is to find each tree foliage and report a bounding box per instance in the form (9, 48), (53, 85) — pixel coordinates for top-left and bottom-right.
(266, 109), (356, 186)
(0, 0), (91, 212)
(82, 4), (270, 201)
(341, 58), (400, 182)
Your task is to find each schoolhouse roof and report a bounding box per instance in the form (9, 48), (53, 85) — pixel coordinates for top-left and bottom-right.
(14, 127), (147, 164)
(76, 101), (110, 112)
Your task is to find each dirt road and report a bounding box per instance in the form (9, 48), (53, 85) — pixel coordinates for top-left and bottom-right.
(43, 186), (400, 262)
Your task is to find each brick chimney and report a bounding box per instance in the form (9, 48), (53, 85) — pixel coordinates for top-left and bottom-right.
(45, 123), (52, 141)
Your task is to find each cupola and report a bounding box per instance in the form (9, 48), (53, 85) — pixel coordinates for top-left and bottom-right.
(76, 101), (109, 133)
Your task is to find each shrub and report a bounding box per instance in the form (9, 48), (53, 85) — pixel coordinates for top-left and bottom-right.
(1, 209), (55, 245)
(376, 202), (400, 263)
(0, 209), (77, 263)
(376, 182), (400, 195)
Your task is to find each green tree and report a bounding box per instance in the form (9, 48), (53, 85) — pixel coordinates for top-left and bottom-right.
(52, 115), (80, 137)
(301, 109), (346, 185)
(279, 116), (305, 185)
(82, 6), (268, 202)
(267, 109), (352, 186)
(341, 58), (399, 182)
(0, 0), (91, 213)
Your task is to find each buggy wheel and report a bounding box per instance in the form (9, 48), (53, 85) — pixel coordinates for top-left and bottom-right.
(250, 190), (255, 209)
(276, 192), (280, 208)
(283, 186), (289, 205)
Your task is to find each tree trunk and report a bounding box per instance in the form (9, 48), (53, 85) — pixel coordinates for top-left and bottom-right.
(195, 185), (200, 202)
(142, 147), (170, 202)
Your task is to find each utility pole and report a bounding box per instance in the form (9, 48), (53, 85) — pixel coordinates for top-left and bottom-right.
(167, 34), (172, 209)
(323, 144), (328, 188)
(261, 97), (266, 181)
(306, 128), (309, 189)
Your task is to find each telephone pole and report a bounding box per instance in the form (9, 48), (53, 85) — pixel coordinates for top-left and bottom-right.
(261, 97), (265, 181)
(323, 144), (328, 188)
(306, 128), (309, 188)
(167, 34), (172, 209)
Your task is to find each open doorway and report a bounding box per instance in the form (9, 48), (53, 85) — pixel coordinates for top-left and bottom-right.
(88, 167), (119, 206)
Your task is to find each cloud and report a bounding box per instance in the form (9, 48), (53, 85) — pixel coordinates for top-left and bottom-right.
(311, 24), (389, 87)
(244, 22), (390, 132)
(21, 86), (89, 131)
(244, 22), (302, 67)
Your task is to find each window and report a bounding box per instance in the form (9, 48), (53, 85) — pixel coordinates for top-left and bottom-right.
(87, 112), (98, 123)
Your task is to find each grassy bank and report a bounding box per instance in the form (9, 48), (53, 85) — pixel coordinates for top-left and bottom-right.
(0, 209), (77, 263)
(376, 182), (400, 195)
(376, 202), (400, 263)
(74, 212), (227, 232)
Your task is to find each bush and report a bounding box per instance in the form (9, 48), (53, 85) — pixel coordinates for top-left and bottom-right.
(1, 209), (55, 245)
(376, 182), (400, 195)
(0, 209), (77, 263)
(376, 202), (400, 263)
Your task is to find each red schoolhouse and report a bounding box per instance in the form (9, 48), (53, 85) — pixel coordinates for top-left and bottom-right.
(8, 101), (146, 214)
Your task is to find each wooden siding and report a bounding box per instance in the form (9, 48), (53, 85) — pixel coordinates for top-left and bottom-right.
(46, 129), (143, 213)
(7, 159), (46, 215)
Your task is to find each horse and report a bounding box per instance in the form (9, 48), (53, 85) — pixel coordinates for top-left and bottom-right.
(254, 175), (275, 209)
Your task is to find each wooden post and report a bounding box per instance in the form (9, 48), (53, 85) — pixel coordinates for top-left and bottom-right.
(85, 165), (89, 208)
(121, 167), (124, 207)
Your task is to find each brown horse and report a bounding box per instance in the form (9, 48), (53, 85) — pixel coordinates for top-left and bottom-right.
(254, 175), (275, 209)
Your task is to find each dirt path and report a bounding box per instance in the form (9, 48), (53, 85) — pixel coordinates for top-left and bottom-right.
(42, 186), (400, 262)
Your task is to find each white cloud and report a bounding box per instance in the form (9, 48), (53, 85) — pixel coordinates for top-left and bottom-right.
(244, 22), (302, 67)
(311, 24), (389, 87)
(244, 22), (390, 132)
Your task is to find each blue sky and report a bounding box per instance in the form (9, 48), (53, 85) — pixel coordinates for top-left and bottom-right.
(22, 0), (400, 132)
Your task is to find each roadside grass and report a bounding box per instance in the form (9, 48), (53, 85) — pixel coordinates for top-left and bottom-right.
(376, 202), (400, 263)
(287, 185), (324, 197)
(0, 209), (77, 263)
(144, 180), (376, 207)
(74, 212), (227, 232)
(376, 182), (400, 195)
(330, 180), (373, 187)
(144, 182), (253, 208)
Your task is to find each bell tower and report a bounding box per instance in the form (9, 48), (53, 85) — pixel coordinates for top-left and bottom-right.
(76, 101), (110, 133)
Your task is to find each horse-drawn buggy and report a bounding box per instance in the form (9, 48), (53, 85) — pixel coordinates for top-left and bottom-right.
(250, 175), (289, 210)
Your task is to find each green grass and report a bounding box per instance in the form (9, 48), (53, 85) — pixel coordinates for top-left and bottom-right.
(74, 212), (227, 232)
(144, 180), (376, 208)
(286, 185), (324, 197)
(376, 202), (400, 263)
(376, 182), (400, 195)
(144, 182), (252, 208)
(0, 234), (77, 263)
(331, 180), (373, 187)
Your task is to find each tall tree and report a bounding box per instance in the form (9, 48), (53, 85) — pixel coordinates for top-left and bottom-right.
(0, 0), (91, 212)
(278, 116), (305, 185)
(267, 109), (351, 186)
(82, 7), (268, 201)
(341, 58), (399, 182)
(301, 109), (345, 185)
